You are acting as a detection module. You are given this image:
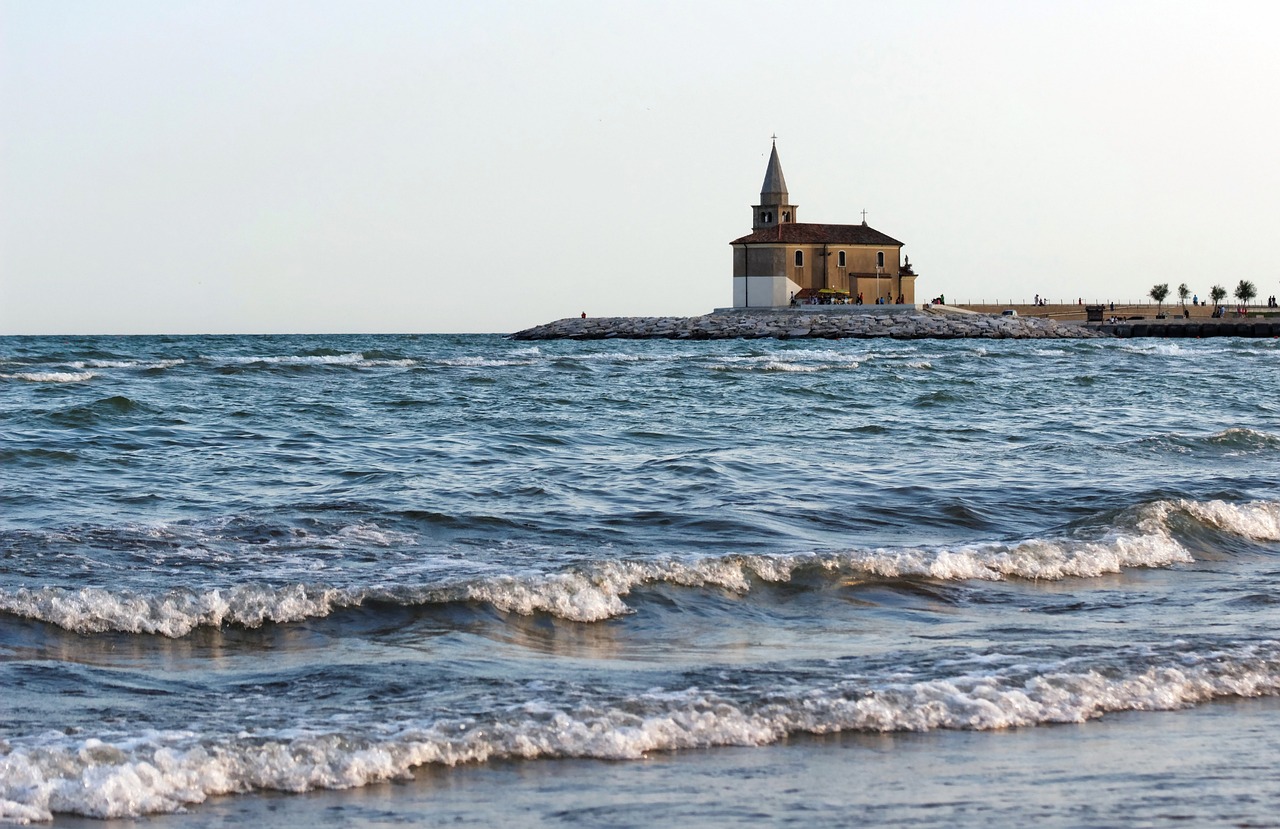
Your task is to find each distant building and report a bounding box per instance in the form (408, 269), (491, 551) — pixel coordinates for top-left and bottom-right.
(730, 142), (916, 308)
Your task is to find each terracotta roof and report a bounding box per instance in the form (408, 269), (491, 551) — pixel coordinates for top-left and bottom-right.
(730, 222), (904, 246)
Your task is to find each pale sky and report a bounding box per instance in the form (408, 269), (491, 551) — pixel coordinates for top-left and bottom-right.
(2, 0), (1278, 334)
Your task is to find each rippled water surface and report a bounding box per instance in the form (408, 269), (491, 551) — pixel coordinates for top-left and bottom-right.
(2, 333), (1280, 825)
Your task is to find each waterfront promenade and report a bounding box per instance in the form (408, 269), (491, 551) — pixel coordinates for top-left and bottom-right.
(957, 302), (1261, 321)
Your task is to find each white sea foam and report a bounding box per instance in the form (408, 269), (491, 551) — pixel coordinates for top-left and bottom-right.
(1210, 426), (1280, 443)
(65, 359), (186, 370)
(1116, 341), (1212, 357)
(759, 361), (824, 372)
(1174, 498), (1280, 541)
(6, 498), (1264, 635)
(1140, 427), (1280, 458)
(1, 371), (95, 383)
(709, 350), (862, 373)
(435, 356), (538, 367)
(0, 515), (429, 635)
(224, 353), (366, 366)
(86, 359), (140, 368)
(110, 518), (417, 561)
(5, 499), (1268, 636)
(1205, 427), (1280, 455)
(319, 523), (418, 548)
(771, 348), (865, 361)
(0, 532), (1192, 634)
(363, 358), (417, 367)
(0, 584), (351, 637)
(4, 643), (1280, 821)
(391, 497), (1259, 620)
(559, 351), (649, 362)
(833, 534), (1191, 583)
(200, 352), (419, 369)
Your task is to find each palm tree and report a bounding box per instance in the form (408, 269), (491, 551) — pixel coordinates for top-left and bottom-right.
(1235, 279), (1257, 307)
(1149, 283), (1169, 315)
(1178, 283), (1190, 307)
(1210, 284), (1227, 305)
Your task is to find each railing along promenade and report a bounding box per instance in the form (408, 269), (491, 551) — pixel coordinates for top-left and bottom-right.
(954, 302), (1280, 337)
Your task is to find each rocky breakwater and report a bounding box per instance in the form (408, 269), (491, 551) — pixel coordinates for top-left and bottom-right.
(511, 310), (1107, 341)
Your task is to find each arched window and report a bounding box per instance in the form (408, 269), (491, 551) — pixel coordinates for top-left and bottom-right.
(782, 211), (790, 222)
(794, 250), (804, 268)
(763, 211), (773, 224)
(837, 251), (846, 268)
(877, 251), (885, 268)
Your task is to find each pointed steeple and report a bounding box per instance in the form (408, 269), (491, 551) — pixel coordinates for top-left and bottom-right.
(752, 138), (797, 230)
(760, 140), (789, 204)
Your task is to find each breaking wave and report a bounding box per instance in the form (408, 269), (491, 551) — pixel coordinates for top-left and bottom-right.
(0, 371), (95, 383)
(1175, 498), (1280, 541)
(433, 356), (538, 368)
(68, 359), (186, 370)
(1137, 427), (1280, 456)
(4, 498), (1273, 636)
(709, 349), (863, 373)
(208, 353), (418, 369)
(3, 640), (1279, 821)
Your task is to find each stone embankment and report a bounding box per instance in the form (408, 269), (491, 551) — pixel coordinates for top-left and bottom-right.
(1101, 319), (1280, 338)
(511, 310), (1106, 341)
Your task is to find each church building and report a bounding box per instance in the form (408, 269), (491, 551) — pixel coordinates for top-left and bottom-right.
(730, 142), (916, 308)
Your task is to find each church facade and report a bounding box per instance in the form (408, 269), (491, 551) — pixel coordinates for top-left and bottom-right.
(730, 142), (916, 308)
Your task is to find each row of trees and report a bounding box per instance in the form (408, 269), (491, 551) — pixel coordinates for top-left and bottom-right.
(1149, 280), (1257, 313)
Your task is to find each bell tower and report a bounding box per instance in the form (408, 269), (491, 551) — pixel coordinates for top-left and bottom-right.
(752, 139), (797, 230)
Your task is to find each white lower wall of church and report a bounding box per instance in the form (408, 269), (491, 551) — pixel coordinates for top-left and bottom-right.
(733, 276), (802, 308)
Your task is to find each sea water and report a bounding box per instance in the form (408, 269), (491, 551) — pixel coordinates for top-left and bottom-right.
(1, 333), (1279, 826)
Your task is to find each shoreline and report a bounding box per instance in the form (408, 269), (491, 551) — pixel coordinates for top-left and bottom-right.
(56, 698), (1280, 828)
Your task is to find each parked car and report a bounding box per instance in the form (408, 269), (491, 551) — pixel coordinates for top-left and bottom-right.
(1001, 309), (1018, 317)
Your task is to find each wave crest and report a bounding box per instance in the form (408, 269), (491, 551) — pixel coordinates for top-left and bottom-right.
(0, 584), (348, 637)
(1174, 498), (1280, 541)
(1140, 427), (1280, 457)
(4, 642), (1280, 820)
(0, 534), (1189, 635)
(1, 371), (95, 383)
(4, 498), (1273, 636)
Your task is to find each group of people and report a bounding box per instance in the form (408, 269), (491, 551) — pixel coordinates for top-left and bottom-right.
(789, 292), (906, 307)
(1268, 295), (1279, 308)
